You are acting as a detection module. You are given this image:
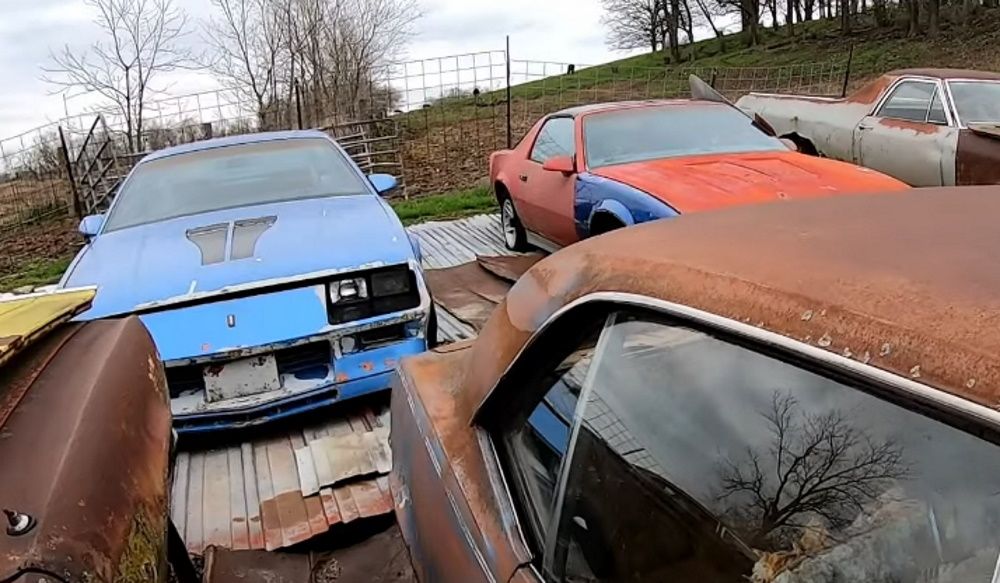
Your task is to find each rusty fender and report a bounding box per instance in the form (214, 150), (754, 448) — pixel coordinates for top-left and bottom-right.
(0, 317), (173, 583)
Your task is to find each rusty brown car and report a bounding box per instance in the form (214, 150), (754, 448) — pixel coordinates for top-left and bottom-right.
(0, 290), (191, 583)
(737, 69), (1000, 186)
(391, 186), (1000, 582)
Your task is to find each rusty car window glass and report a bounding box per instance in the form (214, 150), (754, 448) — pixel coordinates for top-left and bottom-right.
(501, 337), (598, 556)
(104, 138), (369, 232)
(583, 105), (785, 169)
(928, 89), (949, 125)
(949, 81), (1000, 125)
(530, 117), (576, 164)
(877, 81), (937, 122)
(551, 315), (1000, 583)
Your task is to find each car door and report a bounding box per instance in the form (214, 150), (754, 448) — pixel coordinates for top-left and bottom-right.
(515, 116), (578, 247)
(854, 78), (959, 186)
(485, 303), (1000, 582)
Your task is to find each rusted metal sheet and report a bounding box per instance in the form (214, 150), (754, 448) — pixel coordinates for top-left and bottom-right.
(426, 255), (543, 331)
(461, 185), (1000, 417)
(171, 402), (394, 555)
(0, 287), (95, 366)
(296, 427), (391, 494)
(0, 317), (172, 582)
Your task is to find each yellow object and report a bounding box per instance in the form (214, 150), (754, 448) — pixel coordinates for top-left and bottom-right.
(0, 288), (96, 366)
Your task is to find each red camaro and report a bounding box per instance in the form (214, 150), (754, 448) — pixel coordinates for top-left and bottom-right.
(489, 99), (909, 251)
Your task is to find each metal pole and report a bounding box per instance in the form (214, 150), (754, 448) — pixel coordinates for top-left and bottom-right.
(295, 79), (304, 129)
(506, 36), (512, 149)
(841, 44), (854, 98)
(58, 126), (83, 219)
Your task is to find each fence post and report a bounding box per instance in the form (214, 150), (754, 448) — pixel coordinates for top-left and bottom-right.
(58, 126), (82, 219)
(506, 36), (512, 149)
(841, 45), (854, 98)
(294, 79), (304, 129)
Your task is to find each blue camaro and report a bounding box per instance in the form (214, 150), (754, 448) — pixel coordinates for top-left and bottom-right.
(61, 130), (434, 433)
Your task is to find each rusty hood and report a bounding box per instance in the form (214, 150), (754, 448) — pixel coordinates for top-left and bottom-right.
(0, 317), (172, 582)
(590, 151), (909, 213)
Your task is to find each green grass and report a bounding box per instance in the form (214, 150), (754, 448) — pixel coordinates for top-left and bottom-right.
(390, 186), (497, 225)
(0, 257), (71, 293)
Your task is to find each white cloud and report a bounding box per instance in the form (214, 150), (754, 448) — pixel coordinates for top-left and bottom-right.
(0, 0), (640, 138)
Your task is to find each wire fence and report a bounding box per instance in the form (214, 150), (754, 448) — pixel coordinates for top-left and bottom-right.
(0, 49), (854, 238)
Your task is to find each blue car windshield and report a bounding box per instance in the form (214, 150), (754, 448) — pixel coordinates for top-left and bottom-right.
(103, 138), (370, 232)
(584, 104), (786, 169)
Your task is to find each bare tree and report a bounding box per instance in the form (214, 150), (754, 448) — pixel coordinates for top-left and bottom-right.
(44, 0), (195, 151)
(717, 392), (911, 549)
(693, 0), (728, 51)
(204, 0), (284, 127)
(601, 0), (666, 53)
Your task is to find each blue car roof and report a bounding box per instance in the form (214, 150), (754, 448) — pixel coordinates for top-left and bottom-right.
(141, 130), (333, 162)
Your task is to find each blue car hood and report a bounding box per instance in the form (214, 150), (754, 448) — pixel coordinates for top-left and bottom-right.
(63, 195), (414, 319)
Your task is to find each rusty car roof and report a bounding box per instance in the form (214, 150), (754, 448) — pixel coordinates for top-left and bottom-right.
(888, 68), (1000, 81)
(462, 186), (1000, 417)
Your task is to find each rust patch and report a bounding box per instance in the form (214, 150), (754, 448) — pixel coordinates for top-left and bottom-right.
(956, 128), (1000, 185)
(846, 75), (895, 105)
(877, 117), (940, 135)
(335, 372), (349, 382)
(361, 361), (375, 372)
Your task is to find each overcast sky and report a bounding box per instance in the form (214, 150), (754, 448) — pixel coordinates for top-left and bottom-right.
(0, 0), (638, 140)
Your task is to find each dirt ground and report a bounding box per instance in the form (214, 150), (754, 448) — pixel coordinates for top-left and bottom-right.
(0, 217), (80, 281)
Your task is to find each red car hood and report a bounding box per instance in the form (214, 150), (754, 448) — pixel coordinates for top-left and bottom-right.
(590, 151), (909, 213)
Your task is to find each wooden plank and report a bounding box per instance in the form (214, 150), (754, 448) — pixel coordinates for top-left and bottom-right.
(227, 447), (250, 550)
(186, 452), (205, 553)
(241, 442), (264, 550)
(203, 449), (232, 549)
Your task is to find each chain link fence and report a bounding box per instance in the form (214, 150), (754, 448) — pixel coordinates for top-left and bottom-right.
(0, 50), (853, 239)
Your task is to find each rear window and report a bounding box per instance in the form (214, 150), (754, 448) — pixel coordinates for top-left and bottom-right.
(104, 138), (369, 232)
(948, 81), (1000, 125)
(583, 105), (785, 169)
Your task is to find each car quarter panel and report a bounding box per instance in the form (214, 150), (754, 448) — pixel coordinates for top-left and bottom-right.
(391, 342), (530, 583)
(0, 317), (172, 582)
(574, 173), (679, 237)
(736, 75), (895, 161)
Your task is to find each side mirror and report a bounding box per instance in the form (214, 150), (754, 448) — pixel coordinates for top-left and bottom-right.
(369, 173), (399, 196)
(78, 214), (105, 240)
(542, 155), (576, 175)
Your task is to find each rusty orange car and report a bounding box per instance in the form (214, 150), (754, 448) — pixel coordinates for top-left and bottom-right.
(738, 69), (1000, 187)
(391, 186), (1000, 583)
(488, 98), (908, 252)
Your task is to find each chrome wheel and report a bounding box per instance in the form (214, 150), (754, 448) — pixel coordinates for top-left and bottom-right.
(502, 199), (518, 248)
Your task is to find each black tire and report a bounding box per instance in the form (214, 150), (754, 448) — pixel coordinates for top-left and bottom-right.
(499, 193), (530, 251)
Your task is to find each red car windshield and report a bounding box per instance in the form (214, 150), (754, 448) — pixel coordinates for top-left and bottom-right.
(583, 105), (786, 169)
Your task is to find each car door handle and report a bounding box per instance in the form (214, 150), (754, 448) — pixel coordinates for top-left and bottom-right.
(518, 174), (528, 182)
(857, 124), (872, 131)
